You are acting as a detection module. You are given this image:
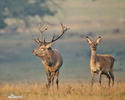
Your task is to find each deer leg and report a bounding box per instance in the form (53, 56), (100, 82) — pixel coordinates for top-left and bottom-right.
(109, 71), (114, 86)
(91, 71), (95, 87)
(98, 71), (102, 86)
(51, 71), (56, 86)
(104, 72), (111, 87)
(46, 71), (51, 88)
(55, 70), (59, 89)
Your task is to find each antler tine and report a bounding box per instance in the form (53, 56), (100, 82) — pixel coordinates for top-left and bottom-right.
(61, 23), (70, 33)
(49, 23), (69, 43)
(33, 38), (41, 44)
(38, 24), (48, 42)
(38, 24), (48, 34)
(51, 33), (55, 42)
(33, 30), (41, 44)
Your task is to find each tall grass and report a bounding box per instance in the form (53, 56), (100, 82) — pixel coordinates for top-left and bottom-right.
(0, 82), (125, 100)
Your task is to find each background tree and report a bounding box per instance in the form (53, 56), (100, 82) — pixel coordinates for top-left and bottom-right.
(0, 0), (56, 29)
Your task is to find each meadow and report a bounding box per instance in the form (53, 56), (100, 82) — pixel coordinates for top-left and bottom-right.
(0, 82), (125, 100)
(0, 0), (125, 100)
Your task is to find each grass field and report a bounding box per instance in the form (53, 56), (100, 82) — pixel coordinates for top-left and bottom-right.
(0, 82), (125, 100)
(0, 1), (125, 100)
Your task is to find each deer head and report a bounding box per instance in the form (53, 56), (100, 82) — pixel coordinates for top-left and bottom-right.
(86, 36), (102, 50)
(32, 23), (69, 57)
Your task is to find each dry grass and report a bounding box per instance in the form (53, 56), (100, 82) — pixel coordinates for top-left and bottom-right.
(0, 82), (125, 100)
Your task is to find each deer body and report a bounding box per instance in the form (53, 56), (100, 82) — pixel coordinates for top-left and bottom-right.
(41, 49), (63, 72)
(86, 36), (115, 86)
(90, 52), (114, 73)
(32, 24), (69, 89)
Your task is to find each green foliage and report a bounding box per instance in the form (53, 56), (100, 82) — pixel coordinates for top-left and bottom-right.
(0, 0), (56, 29)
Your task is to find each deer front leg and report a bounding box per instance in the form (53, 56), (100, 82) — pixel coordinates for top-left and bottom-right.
(51, 71), (56, 86)
(55, 70), (59, 89)
(98, 71), (102, 86)
(91, 71), (95, 87)
(46, 70), (51, 88)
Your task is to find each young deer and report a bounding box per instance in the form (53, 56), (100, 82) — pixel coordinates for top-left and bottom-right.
(32, 24), (69, 89)
(86, 36), (115, 87)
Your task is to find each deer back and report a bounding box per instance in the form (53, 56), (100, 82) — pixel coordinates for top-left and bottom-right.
(96, 54), (114, 72)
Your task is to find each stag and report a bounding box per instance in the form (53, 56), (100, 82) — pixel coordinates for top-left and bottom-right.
(86, 36), (115, 87)
(32, 24), (69, 89)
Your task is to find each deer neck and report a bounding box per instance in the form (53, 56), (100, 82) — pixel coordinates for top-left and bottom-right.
(90, 49), (97, 68)
(41, 49), (56, 66)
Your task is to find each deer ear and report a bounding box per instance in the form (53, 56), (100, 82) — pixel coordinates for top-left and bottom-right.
(46, 43), (52, 48)
(86, 36), (92, 44)
(96, 36), (102, 44)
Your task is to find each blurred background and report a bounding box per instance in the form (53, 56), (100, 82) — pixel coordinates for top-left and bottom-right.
(0, 0), (125, 83)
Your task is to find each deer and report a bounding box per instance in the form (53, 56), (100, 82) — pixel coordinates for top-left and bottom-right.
(32, 23), (69, 89)
(86, 36), (115, 87)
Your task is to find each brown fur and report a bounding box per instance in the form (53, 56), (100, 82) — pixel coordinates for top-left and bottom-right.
(96, 54), (114, 72)
(86, 36), (115, 87)
(33, 45), (63, 89)
(32, 23), (69, 89)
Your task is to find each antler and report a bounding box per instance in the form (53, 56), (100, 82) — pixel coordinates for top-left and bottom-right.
(33, 23), (69, 44)
(49, 23), (69, 43)
(38, 24), (48, 39)
(33, 30), (41, 44)
(33, 24), (48, 44)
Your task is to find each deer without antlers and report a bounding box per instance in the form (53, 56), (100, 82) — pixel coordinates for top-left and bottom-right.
(32, 24), (69, 89)
(86, 36), (115, 87)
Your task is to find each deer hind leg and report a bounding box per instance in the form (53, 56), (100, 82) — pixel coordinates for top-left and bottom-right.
(104, 72), (111, 87)
(46, 71), (51, 88)
(55, 70), (59, 89)
(109, 71), (114, 86)
(91, 71), (95, 87)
